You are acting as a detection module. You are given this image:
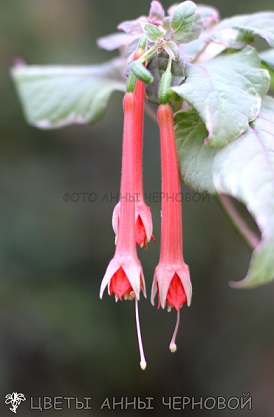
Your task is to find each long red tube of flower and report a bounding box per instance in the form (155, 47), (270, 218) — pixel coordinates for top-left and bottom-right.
(152, 103), (192, 351)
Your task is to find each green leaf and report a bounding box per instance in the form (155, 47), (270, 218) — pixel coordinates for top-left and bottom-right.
(196, 5), (219, 29)
(11, 59), (126, 128)
(97, 32), (138, 51)
(142, 22), (164, 42)
(263, 66), (274, 91)
(172, 47), (270, 147)
(149, 1), (165, 23)
(209, 12), (274, 49)
(260, 49), (274, 90)
(175, 96), (274, 288)
(164, 41), (180, 61)
(170, 1), (203, 43)
(260, 49), (274, 69)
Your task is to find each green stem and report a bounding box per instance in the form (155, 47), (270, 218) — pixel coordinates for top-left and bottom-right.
(216, 194), (260, 250)
(166, 54), (172, 72)
(139, 42), (160, 64)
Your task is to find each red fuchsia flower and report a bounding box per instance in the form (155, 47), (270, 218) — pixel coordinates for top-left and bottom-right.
(151, 103), (192, 352)
(112, 51), (153, 249)
(100, 92), (147, 370)
(112, 49), (154, 249)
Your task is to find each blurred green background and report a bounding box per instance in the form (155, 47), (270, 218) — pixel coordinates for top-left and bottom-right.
(1, 0), (274, 416)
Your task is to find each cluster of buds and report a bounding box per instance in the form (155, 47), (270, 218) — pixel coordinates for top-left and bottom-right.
(100, 1), (193, 369)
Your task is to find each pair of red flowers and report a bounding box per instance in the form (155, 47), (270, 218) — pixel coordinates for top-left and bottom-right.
(100, 50), (192, 369)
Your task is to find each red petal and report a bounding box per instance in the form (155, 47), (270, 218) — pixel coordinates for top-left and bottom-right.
(135, 215), (147, 248)
(166, 273), (187, 310)
(109, 266), (133, 299)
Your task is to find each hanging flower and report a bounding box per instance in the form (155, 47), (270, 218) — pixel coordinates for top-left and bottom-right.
(100, 92), (147, 369)
(151, 103), (192, 351)
(112, 49), (154, 249)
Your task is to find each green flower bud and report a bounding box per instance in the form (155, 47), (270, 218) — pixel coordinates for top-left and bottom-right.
(131, 61), (154, 84)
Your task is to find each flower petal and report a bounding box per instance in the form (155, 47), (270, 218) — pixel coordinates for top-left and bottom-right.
(109, 266), (133, 299)
(123, 258), (145, 299)
(99, 257), (121, 298)
(151, 262), (191, 308)
(136, 202), (153, 245)
(135, 215), (147, 247)
(166, 273), (187, 310)
(112, 202), (120, 236)
(152, 264), (175, 308)
(176, 264), (192, 306)
(113, 201), (153, 248)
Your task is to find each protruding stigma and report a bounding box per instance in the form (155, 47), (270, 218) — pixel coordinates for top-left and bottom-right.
(135, 298), (147, 370)
(169, 309), (181, 353)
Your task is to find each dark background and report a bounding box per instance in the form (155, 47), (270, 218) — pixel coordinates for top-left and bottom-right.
(1, 0), (274, 416)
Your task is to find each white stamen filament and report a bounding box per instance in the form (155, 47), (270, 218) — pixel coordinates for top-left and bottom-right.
(135, 298), (147, 370)
(169, 309), (181, 353)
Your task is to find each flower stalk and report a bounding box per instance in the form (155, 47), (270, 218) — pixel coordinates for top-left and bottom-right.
(138, 42), (160, 64)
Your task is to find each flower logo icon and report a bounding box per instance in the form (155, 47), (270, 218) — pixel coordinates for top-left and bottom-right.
(5, 392), (26, 413)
